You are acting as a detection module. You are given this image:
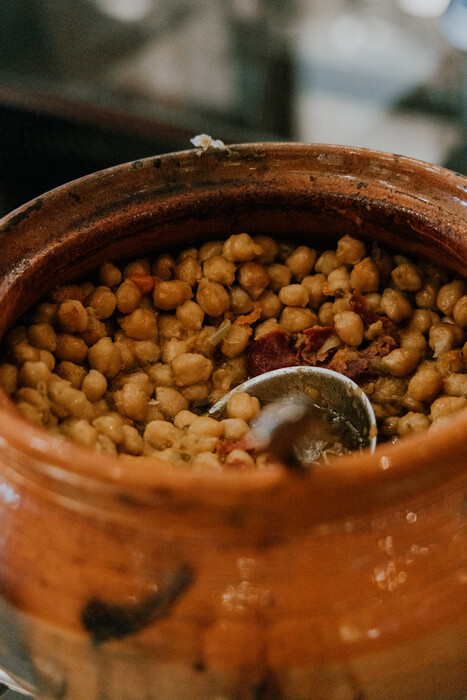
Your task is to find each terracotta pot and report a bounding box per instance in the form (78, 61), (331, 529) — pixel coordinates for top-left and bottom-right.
(0, 144), (465, 699)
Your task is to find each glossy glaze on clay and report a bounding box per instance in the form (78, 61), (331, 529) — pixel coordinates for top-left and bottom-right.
(0, 144), (465, 699)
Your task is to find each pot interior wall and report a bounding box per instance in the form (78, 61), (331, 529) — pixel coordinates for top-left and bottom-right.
(1, 183), (465, 338)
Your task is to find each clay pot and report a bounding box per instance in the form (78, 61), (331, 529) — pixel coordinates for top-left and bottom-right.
(0, 144), (465, 699)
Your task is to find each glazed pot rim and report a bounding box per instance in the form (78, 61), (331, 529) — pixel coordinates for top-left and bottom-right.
(0, 142), (466, 519)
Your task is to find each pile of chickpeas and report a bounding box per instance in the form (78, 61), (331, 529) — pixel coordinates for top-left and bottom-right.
(0, 232), (466, 470)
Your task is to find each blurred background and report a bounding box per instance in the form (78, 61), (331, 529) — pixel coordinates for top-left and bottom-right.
(0, 0), (466, 217)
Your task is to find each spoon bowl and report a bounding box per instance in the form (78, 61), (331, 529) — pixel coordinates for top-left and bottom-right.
(209, 366), (378, 465)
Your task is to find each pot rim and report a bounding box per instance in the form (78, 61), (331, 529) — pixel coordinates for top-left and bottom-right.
(0, 142), (466, 520)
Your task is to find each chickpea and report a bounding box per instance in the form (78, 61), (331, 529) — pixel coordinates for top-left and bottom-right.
(93, 414), (125, 445)
(370, 243), (395, 285)
(203, 256), (236, 285)
(187, 416), (224, 439)
(51, 284), (85, 304)
(225, 449), (255, 469)
(443, 373), (467, 397)
(229, 286), (255, 315)
(16, 400), (43, 425)
(430, 395), (467, 422)
(252, 235), (279, 264)
(397, 412), (431, 437)
(191, 452), (221, 471)
(280, 307), (317, 333)
(391, 263), (423, 292)
(314, 251), (339, 276)
(286, 246), (316, 280)
(176, 300), (205, 330)
(437, 280), (465, 316)
(278, 284), (310, 308)
(254, 318), (280, 339)
(155, 386), (189, 418)
(196, 279), (230, 317)
(381, 348), (420, 377)
(120, 371), (153, 396)
(87, 337), (122, 379)
(221, 418), (250, 441)
(399, 330), (427, 356)
(350, 257), (379, 293)
(99, 262), (122, 288)
(333, 311), (364, 347)
(336, 234), (366, 265)
(414, 281), (438, 310)
(301, 273), (327, 309)
(17, 360), (51, 388)
(55, 334), (88, 363)
(80, 315), (107, 347)
(36, 352), (53, 374)
(365, 293), (382, 312)
(121, 425), (144, 455)
(56, 361), (86, 389)
(27, 323), (57, 352)
(119, 308), (158, 340)
(380, 289), (412, 323)
(144, 420), (179, 449)
(237, 262), (269, 300)
(123, 259), (151, 278)
(174, 256), (202, 287)
(227, 392), (260, 422)
(0, 363), (18, 396)
(66, 419), (98, 447)
(267, 263), (292, 293)
(182, 382), (210, 403)
(177, 247), (197, 263)
(324, 267), (351, 297)
(453, 295), (467, 328)
(161, 338), (190, 364)
(151, 254), (175, 280)
(429, 323), (458, 358)
(221, 324), (252, 358)
(257, 290), (282, 320)
(116, 279), (142, 314)
(81, 369), (107, 402)
(86, 286), (117, 320)
(173, 410), (198, 429)
(114, 383), (148, 422)
(48, 380), (94, 421)
(8, 342), (40, 366)
(198, 240), (224, 262)
(223, 233), (262, 262)
(31, 302), (57, 325)
(153, 280), (192, 311)
(409, 309), (433, 335)
(437, 349), (465, 376)
(172, 353), (213, 386)
(56, 300), (88, 334)
(318, 301), (334, 326)
(407, 366), (443, 403)
(133, 339), (160, 365)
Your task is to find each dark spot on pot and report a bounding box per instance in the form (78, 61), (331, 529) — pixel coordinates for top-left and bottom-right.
(132, 160), (143, 170)
(252, 674), (283, 699)
(193, 661), (205, 673)
(309, 175), (316, 182)
(2, 198), (43, 233)
(81, 563), (194, 644)
(68, 191), (81, 204)
(357, 181), (368, 189)
(153, 158), (162, 168)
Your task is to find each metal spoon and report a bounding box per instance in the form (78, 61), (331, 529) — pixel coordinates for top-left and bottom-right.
(209, 366), (377, 469)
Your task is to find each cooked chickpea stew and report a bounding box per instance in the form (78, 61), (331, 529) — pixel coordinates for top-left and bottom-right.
(1, 233), (466, 471)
